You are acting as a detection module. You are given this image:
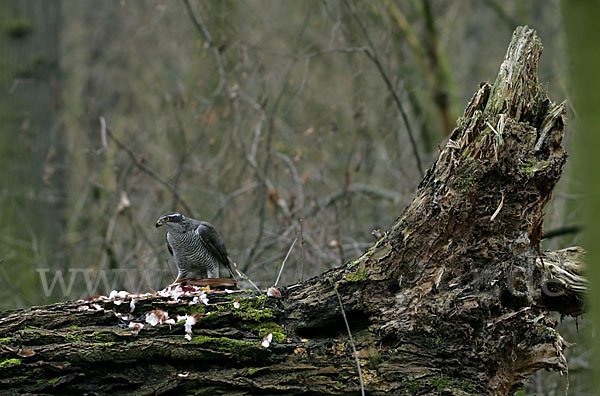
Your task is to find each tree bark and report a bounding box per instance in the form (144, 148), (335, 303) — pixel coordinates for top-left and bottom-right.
(0, 26), (586, 396)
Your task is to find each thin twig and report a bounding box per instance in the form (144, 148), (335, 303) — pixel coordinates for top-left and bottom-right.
(330, 279), (365, 396)
(490, 191), (504, 222)
(342, 0), (424, 176)
(212, 182), (259, 223)
(183, 0), (226, 97)
(275, 152), (304, 215)
(299, 218), (305, 282)
(98, 116), (108, 153)
(275, 234), (298, 287)
(100, 117), (194, 217)
(229, 259), (261, 294)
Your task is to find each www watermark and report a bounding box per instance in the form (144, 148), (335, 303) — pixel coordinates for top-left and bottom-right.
(36, 268), (172, 297)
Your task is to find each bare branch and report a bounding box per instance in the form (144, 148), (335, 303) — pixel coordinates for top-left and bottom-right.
(274, 233), (298, 287)
(183, 0), (227, 97)
(342, 0), (424, 176)
(101, 117), (195, 217)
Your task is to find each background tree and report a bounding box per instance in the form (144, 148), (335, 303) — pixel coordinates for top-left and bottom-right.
(0, 0), (63, 305)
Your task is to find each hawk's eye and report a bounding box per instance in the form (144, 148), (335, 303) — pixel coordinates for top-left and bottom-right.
(165, 217), (170, 222)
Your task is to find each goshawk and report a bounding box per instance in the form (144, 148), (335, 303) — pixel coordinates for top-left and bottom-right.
(155, 212), (235, 282)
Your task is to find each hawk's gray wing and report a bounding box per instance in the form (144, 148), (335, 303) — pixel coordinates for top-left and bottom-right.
(194, 222), (228, 264)
(166, 234), (173, 256)
(193, 221), (235, 278)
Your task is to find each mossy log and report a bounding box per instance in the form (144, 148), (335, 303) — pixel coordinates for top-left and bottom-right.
(0, 26), (587, 396)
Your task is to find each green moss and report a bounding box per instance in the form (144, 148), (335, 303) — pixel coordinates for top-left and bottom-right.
(454, 157), (481, 195)
(191, 335), (258, 356)
(431, 377), (450, 392)
(221, 296), (273, 321)
(176, 295), (273, 325)
(68, 325), (80, 329)
(519, 158), (549, 174)
(247, 367), (259, 375)
(0, 337), (11, 343)
(5, 18), (32, 38)
(89, 331), (118, 342)
(66, 333), (84, 342)
(233, 295), (266, 309)
(48, 375), (66, 384)
(176, 304), (206, 315)
(348, 239), (383, 269)
(242, 321), (286, 343)
(0, 358), (22, 368)
(232, 306), (273, 322)
(406, 381), (420, 394)
(346, 267), (369, 281)
(92, 342), (115, 348)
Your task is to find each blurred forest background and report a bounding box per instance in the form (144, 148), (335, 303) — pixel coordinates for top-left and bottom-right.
(0, 0), (591, 394)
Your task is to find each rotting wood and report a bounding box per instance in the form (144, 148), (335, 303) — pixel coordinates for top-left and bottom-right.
(0, 26), (586, 396)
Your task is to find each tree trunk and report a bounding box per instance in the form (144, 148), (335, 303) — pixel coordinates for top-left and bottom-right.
(0, 0), (64, 308)
(0, 26), (586, 396)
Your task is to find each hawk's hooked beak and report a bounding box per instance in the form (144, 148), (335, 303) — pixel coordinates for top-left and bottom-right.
(155, 219), (163, 228)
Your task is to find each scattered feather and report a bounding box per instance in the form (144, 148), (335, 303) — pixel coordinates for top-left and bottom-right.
(129, 322), (144, 335)
(267, 287), (281, 298)
(184, 315), (197, 334)
(199, 292), (209, 305)
(109, 290), (129, 300)
(233, 299), (240, 309)
(171, 289), (184, 301)
(261, 333), (273, 348)
(114, 312), (129, 321)
(178, 372), (190, 378)
(129, 299), (136, 313)
(177, 315), (189, 322)
(145, 309), (170, 326)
